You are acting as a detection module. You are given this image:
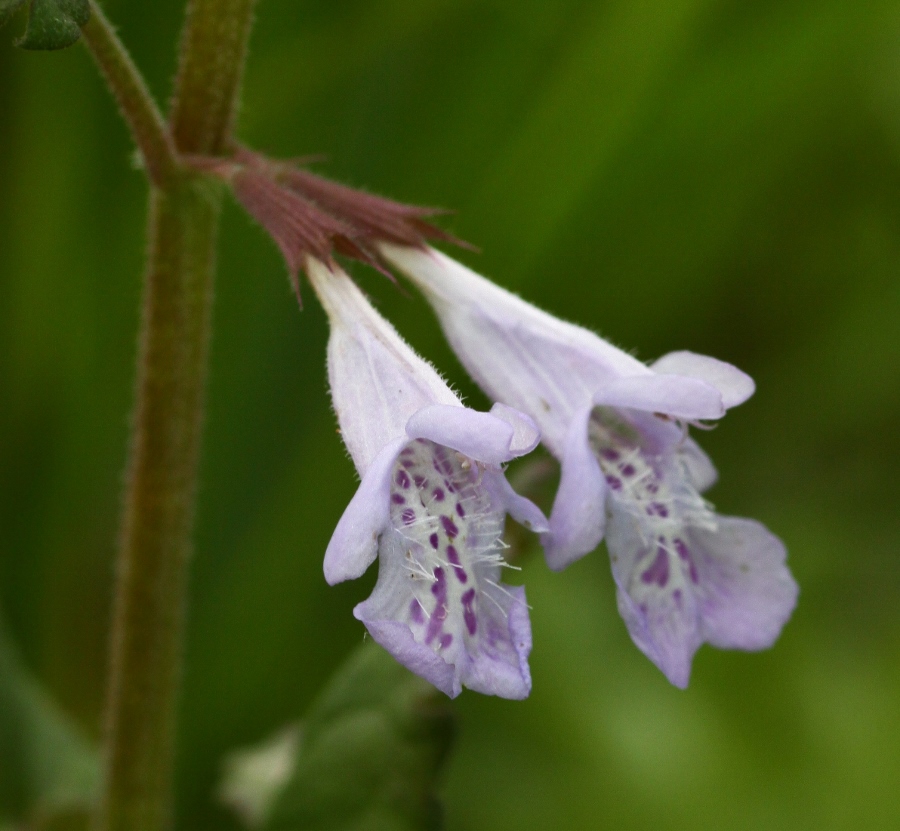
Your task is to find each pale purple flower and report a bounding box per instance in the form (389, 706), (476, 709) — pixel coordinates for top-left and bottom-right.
(305, 258), (547, 699)
(380, 245), (798, 688)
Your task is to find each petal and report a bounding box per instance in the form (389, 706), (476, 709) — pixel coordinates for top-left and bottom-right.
(651, 351), (755, 409)
(593, 375), (725, 421)
(354, 527), (532, 699)
(690, 517), (798, 651)
(676, 437), (718, 493)
(613, 581), (700, 689)
(544, 406), (607, 571)
(606, 509), (702, 687)
(460, 583), (532, 700)
(489, 402), (541, 455)
(352, 529), (462, 697)
(405, 403), (521, 464)
(354, 612), (461, 698)
(323, 437), (407, 585)
(482, 470), (550, 534)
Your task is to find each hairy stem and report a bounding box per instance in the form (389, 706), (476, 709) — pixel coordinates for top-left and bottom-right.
(170, 0), (258, 154)
(96, 180), (220, 831)
(81, 1), (180, 186)
(94, 1), (257, 830)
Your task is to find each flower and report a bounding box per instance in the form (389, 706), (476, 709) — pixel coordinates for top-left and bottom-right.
(379, 244), (798, 688)
(305, 258), (548, 699)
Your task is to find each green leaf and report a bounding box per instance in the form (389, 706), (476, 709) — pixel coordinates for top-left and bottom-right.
(0, 622), (100, 824)
(15, 0), (90, 51)
(0, 0), (27, 28)
(223, 642), (455, 831)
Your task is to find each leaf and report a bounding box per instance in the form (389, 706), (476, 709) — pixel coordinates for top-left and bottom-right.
(0, 623), (100, 824)
(0, 0), (27, 28)
(15, 0), (89, 51)
(223, 642), (455, 831)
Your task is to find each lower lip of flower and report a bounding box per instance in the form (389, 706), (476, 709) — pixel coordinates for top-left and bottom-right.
(387, 438), (509, 652)
(588, 407), (714, 592)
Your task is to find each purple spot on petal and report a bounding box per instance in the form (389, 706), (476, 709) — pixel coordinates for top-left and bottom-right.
(600, 448), (621, 461)
(431, 567), (446, 600)
(413, 475), (427, 488)
(620, 463), (637, 477)
(426, 569), (448, 645)
(674, 538), (699, 584)
(447, 545), (468, 583)
(401, 508), (416, 526)
(444, 480), (456, 493)
(462, 588), (477, 636)
(429, 533), (439, 550)
(641, 544), (670, 587)
(400, 459), (415, 469)
(433, 450), (454, 476)
(395, 469), (411, 489)
(439, 633), (453, 649)
(455, 501), (466, 518)
(646, 501), (669, 518)
(440, 515), (459, 538)
(605, 475), (622, 491)
(391, 493), (406, 505)
(410, 599), (424, 624)
(425, 610), (444, 645)
(432, 487), (445, 502)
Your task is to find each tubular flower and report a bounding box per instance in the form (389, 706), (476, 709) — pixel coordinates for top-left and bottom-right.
(305, 258), (547, 699)
(380, 245), (798, 687)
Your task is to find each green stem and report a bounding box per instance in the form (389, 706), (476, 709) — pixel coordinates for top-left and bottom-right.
(96, 181), (220, 831)
(81, 1), (180, 186)
(92, 2), (258, 830)
(170, 0), (258, 154)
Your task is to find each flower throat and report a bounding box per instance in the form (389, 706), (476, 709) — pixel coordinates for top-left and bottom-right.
(388, 438), (506, 647)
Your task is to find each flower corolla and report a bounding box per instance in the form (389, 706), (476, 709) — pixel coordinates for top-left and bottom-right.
(380, 245), (798, 687)
(306, 258), (547, 699)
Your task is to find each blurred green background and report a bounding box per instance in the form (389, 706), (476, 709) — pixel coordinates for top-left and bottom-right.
(2, 0), (900, 828)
